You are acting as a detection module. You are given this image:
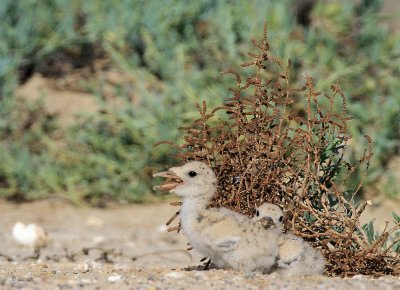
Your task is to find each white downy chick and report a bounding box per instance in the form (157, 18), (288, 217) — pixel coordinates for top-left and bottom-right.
(254, 203), (325, 276)
(154, 161), (280, 274)
(12, 222), (48, 249)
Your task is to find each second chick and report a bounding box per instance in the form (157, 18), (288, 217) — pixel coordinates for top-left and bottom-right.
(253, 202), (325, 276)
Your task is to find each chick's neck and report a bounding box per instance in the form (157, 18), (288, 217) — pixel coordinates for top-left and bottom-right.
(179, 191), (213, 234)
(181, 193), (211, 215)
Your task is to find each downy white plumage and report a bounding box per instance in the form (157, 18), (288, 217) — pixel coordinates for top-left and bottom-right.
(154, 161), (280, 274)
(253, 202), (325, 276)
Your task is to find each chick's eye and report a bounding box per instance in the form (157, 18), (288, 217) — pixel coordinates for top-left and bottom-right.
(279, 216), (283, 222)
(256, 210), (260, 217)
(188, 171), (197, 177)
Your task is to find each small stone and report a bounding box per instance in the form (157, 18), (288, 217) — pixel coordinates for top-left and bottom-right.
(76, 259), (99, 272)
(92, 235), (106, 244)
(164, 271), (185, 279)
(108, 275), (122, 282)
(113, 263), (130, 271)
(80, 279), (92, 284)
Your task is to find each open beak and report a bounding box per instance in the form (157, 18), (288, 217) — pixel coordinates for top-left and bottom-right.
(258, 217), (276, 230)
(153, 170), (183, 191)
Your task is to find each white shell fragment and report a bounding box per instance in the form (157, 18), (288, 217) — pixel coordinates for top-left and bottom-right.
(12, 222), (48, 248)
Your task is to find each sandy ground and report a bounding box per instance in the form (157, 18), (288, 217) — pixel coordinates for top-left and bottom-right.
(1, 199), (399, 289)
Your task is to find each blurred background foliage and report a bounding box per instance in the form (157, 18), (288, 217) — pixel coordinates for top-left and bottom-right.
(0, 0), (399, 204)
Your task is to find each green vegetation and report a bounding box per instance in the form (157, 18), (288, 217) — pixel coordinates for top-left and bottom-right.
(0, 0), (399, 203)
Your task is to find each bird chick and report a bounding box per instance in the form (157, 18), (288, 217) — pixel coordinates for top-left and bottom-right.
(154, 161), (280, 274)
(12, 222), (48, 249)
(253, 203), (325, 276)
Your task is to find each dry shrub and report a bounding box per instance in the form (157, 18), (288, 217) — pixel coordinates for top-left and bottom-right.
(155, 23), (399, 277)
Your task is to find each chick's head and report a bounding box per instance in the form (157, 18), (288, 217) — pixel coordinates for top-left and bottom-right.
(153, 161), (217, 199)
(254, 202), (284, 230)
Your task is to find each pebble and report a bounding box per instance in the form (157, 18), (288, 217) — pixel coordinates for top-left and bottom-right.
(92, 235), (105, 244)
(75, 259), (99, 272)
(164, 271), (185, 279)
(107, 274), (122, 282)
(80, 278), (92, 284)
(113, 263), (130, 271)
